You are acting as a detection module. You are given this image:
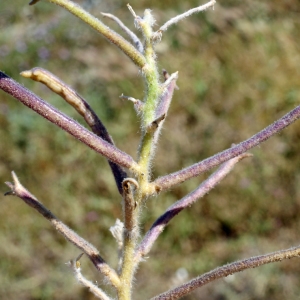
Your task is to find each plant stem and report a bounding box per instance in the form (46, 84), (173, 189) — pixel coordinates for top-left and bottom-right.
(21, 67), (127, 194)
(118, 208), (139, 300)
(136, 10), (161, 192)
(0, 72), (140, 174)
(101, 12), (144, 53)
(152, 103), (300, 193)
(135, 153), (251, 263)
(151, 244), (300, 300)
(69, 255), (113, 300)
(46, 0), (146, 68)
(5, 172), (121, 289)
(119, 179), (140, 300)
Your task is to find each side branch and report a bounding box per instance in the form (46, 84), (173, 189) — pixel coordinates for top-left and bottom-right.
(45, 0), (146, 68)
(135, 153), (250, 263)
(0, 72), (140, 174)
(101, 12), (144, 53)
(68, 254), (113, 300)
(152, 104), (300, 193)
(5, 172), (120, 289)
(153, 0), (216, 40)
(151, 245), (300, 300)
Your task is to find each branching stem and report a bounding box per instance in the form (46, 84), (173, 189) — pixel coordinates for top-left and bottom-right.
(5, 172), (120, 289)
(2, 1), (300, 299)
(135, 153), (251, 263)
(152, 103), (300, 193)
(0, 72), (140, 174)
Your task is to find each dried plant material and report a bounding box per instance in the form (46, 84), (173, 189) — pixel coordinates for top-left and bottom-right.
(68, 254), (113, 300)
(101, 12), (143, 53)
(154, 0), (216, 39)
(120, 94), (144, 113)
(21, 68), (87, 115)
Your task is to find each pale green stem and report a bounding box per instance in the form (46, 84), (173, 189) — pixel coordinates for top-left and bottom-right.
(137, 12), (161, 193)
(137, 132), (154, 188)
(140, 14), (160, 127)
(118, 205), (140, 300)
(46, 0), (146, 68)
(115, 180), (140, 300)
(125, 17), (162, 295)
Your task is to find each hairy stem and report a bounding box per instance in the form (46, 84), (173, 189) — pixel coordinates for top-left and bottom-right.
(5, 172), (120, 289)
(45, 0), (146, 68)
(0, 72), (140, 174)
(127, 7), (162, 195)
(69, 254), (113, 300)
(101, 12), (144, 53)
(157, 0), (216, 34)
(152, 103), (300, 193)
(136, 153), (251, 263)
(118, 179), (140, 300)
(151, 245), (300, 299)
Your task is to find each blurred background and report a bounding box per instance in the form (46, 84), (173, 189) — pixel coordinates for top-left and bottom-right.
(0, 0), (300, 299)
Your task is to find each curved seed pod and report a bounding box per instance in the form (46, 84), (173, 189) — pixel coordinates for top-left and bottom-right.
(21, 67), (128, 194)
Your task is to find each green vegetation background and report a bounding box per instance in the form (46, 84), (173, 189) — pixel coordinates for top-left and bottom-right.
(0, 0), (300, 299)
